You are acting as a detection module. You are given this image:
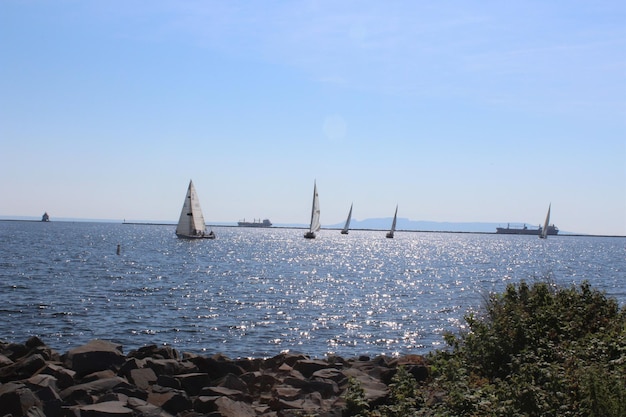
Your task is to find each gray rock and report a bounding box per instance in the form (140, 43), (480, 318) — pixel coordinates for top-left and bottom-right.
(75, 400), (133, 417)
(60, 376), (130, 402)
(129, 368), (157, 390)
(0, 382), (42, 417)
(0, 353), (46, 382)
(212, 396), (256, 417)
(64, 340), (125, 376)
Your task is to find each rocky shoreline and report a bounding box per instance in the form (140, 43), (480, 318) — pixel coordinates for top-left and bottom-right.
(0, 337), (429, 416)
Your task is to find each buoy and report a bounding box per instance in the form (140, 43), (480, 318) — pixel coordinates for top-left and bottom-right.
(116, 244), (121, 255)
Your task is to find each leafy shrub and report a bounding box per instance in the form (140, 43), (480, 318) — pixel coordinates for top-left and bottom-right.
(342, 280), (626, 416)
(431, 280), (626, 417)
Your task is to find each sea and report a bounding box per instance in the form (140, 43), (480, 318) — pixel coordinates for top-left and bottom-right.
(1, 221), (624, 359)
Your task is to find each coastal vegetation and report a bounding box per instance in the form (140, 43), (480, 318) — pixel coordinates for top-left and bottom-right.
(343, 280), (626, 416)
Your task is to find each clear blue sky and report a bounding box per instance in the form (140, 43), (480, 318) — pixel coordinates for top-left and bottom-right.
(1, 1), (625, 235)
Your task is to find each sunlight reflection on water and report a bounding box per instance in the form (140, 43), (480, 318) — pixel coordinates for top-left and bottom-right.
(1, 221), (624, 358)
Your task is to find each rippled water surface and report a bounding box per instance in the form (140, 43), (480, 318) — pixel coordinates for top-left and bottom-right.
(1, 221), (624, 358)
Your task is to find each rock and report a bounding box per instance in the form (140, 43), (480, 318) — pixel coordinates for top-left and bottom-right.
(146, 358), (197, 376)
(273, 385), (301, 401)
(128, 367), (158, 390)
(64, 340), (125, 376)
(82, 369), (117, 382)
(0, 337), (431, 417)
(126, 397), (170, 417)
(74, 400), (133, 416)
(284, 376), (339, 398)
(343, 368), (389, 407)
(3, 343), (29, 361)
(216, 373), (248, 393)
(188, 356), (244, 380)
(293, 359), (330, 378)
(312, 368), (347, 384)
(212, 396), (256, 417)
(147, 389), (191, 414)
(25, 336), (45, 349)
(262, 352), (308, 371)
(0, 353), (14, 367)
(0, 382), (42, 417)
(0, 353), (47, 382)
(60, 376), (130, 403)
(174, 372), (210, 396)
(200, 385), (250, 402)
(119, 357), (146, 376)
(155, 374), (182, 392)
(25, 373), (63, 416)
(405, 364), (429, 382)
(39, 363), (76, 390)
(128, 345), (179, 361)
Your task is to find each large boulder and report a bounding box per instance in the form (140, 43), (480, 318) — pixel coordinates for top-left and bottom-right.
(0, 353), (47, 382)
(0, 382), (42, 417)
(63, 340), (125, 376)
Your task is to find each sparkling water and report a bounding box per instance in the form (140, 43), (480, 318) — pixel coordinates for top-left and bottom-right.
(1, 221), (623, 358)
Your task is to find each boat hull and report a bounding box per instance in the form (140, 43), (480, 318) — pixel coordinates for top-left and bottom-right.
(304, 232), (316, 239)
(176, 231), (216, 239)
(238, 219), (272, 227)
(496, 226), (559, 235)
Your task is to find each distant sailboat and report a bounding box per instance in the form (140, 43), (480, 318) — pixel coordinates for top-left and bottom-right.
(304, 181), (321, 239)
(341, 203), (353, 235)
(539, 204), (551, 239)
(176, 180), (215, 239)
(386, 205), (398, 238)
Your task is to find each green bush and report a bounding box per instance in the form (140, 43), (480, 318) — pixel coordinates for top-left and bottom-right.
(342, 280), (626, 417)
(431, 280), (626, 417)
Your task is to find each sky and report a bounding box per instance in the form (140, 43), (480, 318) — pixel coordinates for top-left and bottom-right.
(1, 1), (625, 235)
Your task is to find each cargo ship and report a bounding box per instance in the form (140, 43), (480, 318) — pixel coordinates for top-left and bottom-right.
(237, 218), (272, 228)
(496, 223), (559, 235)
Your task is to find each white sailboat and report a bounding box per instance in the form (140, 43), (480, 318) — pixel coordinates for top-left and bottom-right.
(386, 205), (398, 238)
(539, 203), (551, 239)
(304, 181), (321, 239)
(341, 203), (353, 235)
(176, 180), (215, 239)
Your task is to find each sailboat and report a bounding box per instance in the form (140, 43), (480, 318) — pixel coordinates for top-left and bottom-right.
(176, 180), (215, 239)
(386, 205), (398, 238)
(539, 203), (551, 239)
(304, 181), (321, 239)
(341, 203), (353, 235)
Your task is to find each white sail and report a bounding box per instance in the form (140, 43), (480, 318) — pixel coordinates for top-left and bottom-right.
(540, 204), (551, 239)
(386, 205), (398, 238)
(341, 203), (353, 234)
(176, 180), (212, 238)
(304, 181), (320, 238)
(309, 182), (321, 233)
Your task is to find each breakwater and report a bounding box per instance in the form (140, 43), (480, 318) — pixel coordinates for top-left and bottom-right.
(0, 337), (428, 416)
